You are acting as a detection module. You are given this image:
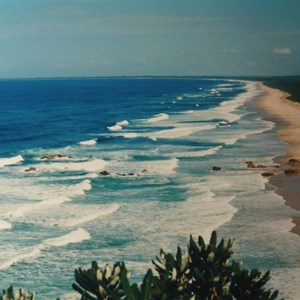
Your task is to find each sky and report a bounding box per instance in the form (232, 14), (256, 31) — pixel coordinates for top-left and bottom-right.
(0, 0), (299, 78)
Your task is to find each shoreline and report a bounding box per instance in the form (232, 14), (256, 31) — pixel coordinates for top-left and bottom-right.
(257, 83), (300, 236)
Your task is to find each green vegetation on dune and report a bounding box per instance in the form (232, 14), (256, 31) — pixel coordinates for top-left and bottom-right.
(262, 76), (300, 103)
(1, 232), (283, 300)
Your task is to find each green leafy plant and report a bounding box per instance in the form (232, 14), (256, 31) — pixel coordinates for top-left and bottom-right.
(0, 286), (35, 300)
(72, 231), (282, 300)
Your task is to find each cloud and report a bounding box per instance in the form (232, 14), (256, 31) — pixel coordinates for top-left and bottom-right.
(102, 59), (113, 65)
(272, 48), (292, 55)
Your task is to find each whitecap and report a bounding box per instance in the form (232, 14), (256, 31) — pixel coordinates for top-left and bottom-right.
(0, 247), (42, 270)
(107, 124), (122, 131)
(218, 121), (229, 126)
(39, 159), (107, 172)
(117, 120), (129, 126)
(145, 113), (169, 123)
(1, 179), (93, 218)
(147, 124), (216, 140)
(0, 228), (90, 270)
(173, 146), (222, 158)
(132, 158), (179, 175)
(44, 228), (90, 247)
(60, 204), (120, 227)
(79, 139), (97, 146)
(0, 155), (24, 168)
(183, 81), (261, 124)
(0, 220), (12, 230)
(122, 132), (138, 138)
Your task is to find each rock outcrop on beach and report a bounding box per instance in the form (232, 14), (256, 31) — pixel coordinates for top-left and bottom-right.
(245, 158), (300, 177)
(261, 172), (275, 177)
(245, 161), (280, 169)
(287, 158), (300, 166)
(284, 168), (300, 176)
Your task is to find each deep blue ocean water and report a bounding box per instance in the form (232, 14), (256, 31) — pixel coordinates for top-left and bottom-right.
(0, 78), (299, 299)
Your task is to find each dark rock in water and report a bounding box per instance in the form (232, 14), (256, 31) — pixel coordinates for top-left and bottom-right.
(99, 171), (110, 176)
(284, 169), (300, 176)
(117, 173), (126, 176)
(142, 169), (147, 173)
(25, 167), (36, 172)
(128, 173), (135, 176)
(41, 155), (56, 160)
(40, 154), (72, 160)
(212, 166), (221, 171)
(261, 172), (275, 177)
(287, 158), (300, 166)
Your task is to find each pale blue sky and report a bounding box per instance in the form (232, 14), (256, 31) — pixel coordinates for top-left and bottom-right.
(0, 0), (299, 78)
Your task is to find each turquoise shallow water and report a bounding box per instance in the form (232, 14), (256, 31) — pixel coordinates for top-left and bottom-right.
(0, 78), (299, 299)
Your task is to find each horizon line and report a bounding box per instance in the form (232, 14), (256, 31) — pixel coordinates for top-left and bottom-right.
(0, 74), (299, 81)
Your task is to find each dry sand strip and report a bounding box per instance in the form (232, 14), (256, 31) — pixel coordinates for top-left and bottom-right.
(258, 83), (300, 236)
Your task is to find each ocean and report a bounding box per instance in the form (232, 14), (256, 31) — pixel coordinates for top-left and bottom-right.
(0, 78), (299, 299)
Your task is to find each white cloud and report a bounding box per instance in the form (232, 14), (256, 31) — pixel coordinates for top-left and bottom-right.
(272, 48), (292, 55)
(102, 59), (113, 65)
(222, 49), (237, 54)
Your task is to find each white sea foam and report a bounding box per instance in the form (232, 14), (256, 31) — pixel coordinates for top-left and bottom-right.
(185, 192), (236, 241)
(136, 158), (179, 175)
(0, 247), (42, 270)
(40, 159), (107, 172)
(183, 81), (260, 124)
(217, 83), (235, 88)
(0, 228), (90, 270)
(145, 113), (169, 123)
(107, 124), (122, 131)
(183, 93), (203, 99)
(79, 139), (97, 146)
(0, 220), (12, 230)
(218, 121), (229, 126)
(147, 124), (216, 140)
(173, 146), (222, 158)
(1, 179), (93, 218)
(44, 228), (90, 247)
(117, 120), (129, 126)
(60, 204), (120, 227)
(0, 155), (24, 168)
(65, 179), (92, 197)
(218, 124), (275, 146)
(122, 132), (138, 138)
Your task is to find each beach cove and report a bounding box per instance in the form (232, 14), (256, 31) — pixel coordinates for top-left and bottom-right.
(0, 78), (299, 299)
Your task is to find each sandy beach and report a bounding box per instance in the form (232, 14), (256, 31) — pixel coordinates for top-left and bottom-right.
(258, 83), (300, 235)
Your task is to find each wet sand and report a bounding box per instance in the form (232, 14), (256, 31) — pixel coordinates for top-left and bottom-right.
(258, 83), (300, 235)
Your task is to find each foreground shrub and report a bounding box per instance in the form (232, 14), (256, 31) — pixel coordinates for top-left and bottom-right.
(0, 286), (35, 300)
(73, 231), (282, 300)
